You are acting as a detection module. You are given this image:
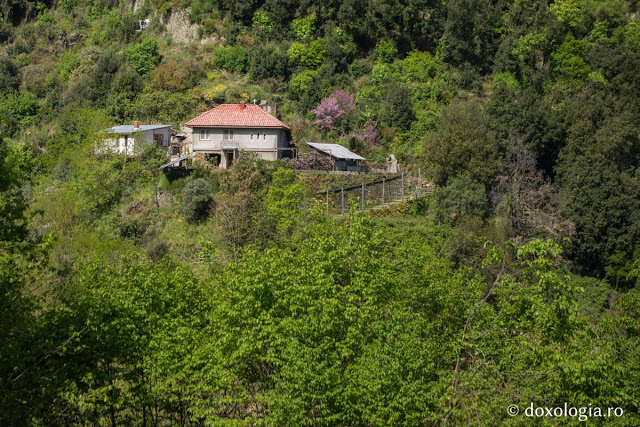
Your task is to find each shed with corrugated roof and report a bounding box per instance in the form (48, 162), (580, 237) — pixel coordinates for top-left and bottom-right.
(305, 142), (366, 172)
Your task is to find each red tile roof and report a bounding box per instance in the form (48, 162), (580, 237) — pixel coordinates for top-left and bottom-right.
(185, 103), (290, 129)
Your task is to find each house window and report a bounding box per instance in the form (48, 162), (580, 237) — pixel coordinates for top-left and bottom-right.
(250, 133), (253, 140)
(224, 130), (234, 140)
(263, 133), (266, 140)
(200, 129), (211, 140)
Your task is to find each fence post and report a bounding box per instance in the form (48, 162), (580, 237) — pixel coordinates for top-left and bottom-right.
(326, 190), (329, 216)
(341, 187), (344, 215)
(401, 171), (404, 202)
(361, 182), (364, 211)
(382, 178), (385, 205)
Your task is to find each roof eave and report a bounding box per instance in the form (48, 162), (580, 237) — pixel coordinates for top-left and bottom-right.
(185, 124), (290, 130)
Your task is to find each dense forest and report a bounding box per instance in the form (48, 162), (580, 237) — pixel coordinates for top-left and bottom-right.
(1, 0), (640, 424)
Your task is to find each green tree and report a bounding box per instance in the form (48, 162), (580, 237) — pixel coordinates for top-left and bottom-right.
(0, 56), (20, 94)
(382, 82), (414, 131)
(181, 178), (213, 223)
(423, 101), (500, 186)
(212, 45), (248, 72)
(287, 40), (325, 69)
(249, 43), (288, 81)
(432, 174), (488, 225)
(439, 0), (502, 71)
(291, 14), (316, 42)
(0, 91), (38, 135)
(126, 39), (161, 75)
(375, 38), (398, 63)
(265, 168), (305, 236)
(252, 9), (275, 37)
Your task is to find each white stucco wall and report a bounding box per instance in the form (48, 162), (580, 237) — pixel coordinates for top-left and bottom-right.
(101, 127), (171, 156)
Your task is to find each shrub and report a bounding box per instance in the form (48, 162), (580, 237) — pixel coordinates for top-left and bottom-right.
(348, 59), (371, 79)
(212, 45), (248, 73)
(0, 57), (20, 94)
(146, 60), (189, 92)
(375, 39), (397, 63)
(249, 43), (288, 81)
(291, 15), (316, 42)
(56, 51), (79, 82)
(252, 10), (275, 37)
(0, 92), (38, 135)
(432, 175), (488, 224)
(287, 40), (325, 69)
(136, 91), (198, 124)
(126, 39), (161, 75)
(288, 70), (316, 99)
(181, 178), (213, 223)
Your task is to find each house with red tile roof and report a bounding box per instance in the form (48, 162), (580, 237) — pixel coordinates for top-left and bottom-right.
(185, 102), (294, 168)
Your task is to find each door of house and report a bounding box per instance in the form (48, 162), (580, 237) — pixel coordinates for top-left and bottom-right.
(225, 151), (234, 168)
(154, 134), (164, 148)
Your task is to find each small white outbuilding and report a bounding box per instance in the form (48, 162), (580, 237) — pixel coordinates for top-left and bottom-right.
(99, 121), (171, 156)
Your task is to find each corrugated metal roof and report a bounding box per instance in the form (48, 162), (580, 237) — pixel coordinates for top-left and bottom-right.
(159, 154), (192, 169)
(104, 124), (171, 134)
(306, 142), (365, 161)
(185, 104), (290, 129)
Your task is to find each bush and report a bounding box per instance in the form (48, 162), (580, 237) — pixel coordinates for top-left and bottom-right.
(349, 59), (372, 79)
(252, 10), (275, 37)
(287, 40), (325, 69)
(291, 15), (315, 42)
(382, 82), (414, 130)
(136, 91), (198, 125)
(249, 43), (288, 81)
(212, 45), (248, 73)
(0, 57), (20, 94)
(432, 175), (488, 224)
(126, 39), (161, 75)
(0, 92), (38, 135)
(146, 60), (189, 92)
(181, 178), (213, 223)
(288, 70), (316, 99)
(375, 39), (397, 63)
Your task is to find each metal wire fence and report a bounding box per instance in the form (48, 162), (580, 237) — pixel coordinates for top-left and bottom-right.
(317, 169), (432, 215)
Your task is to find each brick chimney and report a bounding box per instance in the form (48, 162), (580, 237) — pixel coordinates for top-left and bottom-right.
(240, 101), (246, 109)
(133, 121), (140, 129)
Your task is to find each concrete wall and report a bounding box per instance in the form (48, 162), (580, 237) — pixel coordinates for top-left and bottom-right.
(192, 127), (288, 161)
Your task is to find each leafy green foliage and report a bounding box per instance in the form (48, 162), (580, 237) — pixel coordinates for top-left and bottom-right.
(135, 90), (197, 124)
(2, 0), (640, 424)
(423, 101), (499, 185)
(288, 69), (316, 98)
(0, 92), (38, 135)
(265, 168), (304, 235)
(212, 45), (248, 72)
(181, 178), (213, 223)
(374, 38), (398, 63)
(252, 9), (275, 37)
(125, 39), (161, 75)
(291, 14), (315, 42)
(382, 82), (414, 130)
(287, 39), (325, 69)
(249, 42), (288, 81)
(0, 56), (20, 94)
(432, 174), (488, 224)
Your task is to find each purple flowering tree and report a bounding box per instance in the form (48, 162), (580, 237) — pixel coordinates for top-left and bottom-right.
(312, 90), (355, 131)
(358, 123), (380, 149)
